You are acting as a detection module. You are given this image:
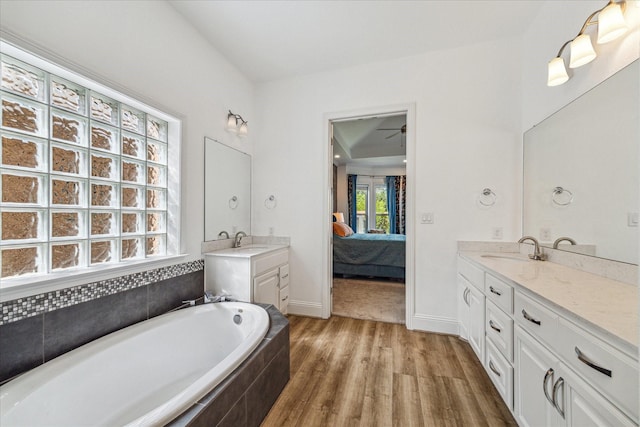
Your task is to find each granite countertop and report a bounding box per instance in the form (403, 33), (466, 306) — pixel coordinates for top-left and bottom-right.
(460, 252), (638, 354)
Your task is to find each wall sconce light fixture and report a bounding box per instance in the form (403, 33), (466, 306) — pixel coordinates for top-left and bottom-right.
(548, 0), (630, 87)
(226, 110), (248, 137)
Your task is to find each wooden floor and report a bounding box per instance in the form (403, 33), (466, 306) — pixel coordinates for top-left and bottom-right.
(262, 315), (517, 427)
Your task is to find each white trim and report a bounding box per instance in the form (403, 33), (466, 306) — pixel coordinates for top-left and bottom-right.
(322, 103), (416, 326)
(288, 300), (324, 318)
(412, 314), (459, 335)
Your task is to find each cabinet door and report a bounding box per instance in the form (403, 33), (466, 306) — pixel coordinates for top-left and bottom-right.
(253, 270), (279, 307)
(514, 326), (564, 427)
(559, 363), (637, 427)
(457, 274), (471, 340)
(467, 284), (485, 362)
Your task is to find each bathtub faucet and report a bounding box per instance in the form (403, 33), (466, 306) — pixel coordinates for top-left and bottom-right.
(204, 291), (233, 304)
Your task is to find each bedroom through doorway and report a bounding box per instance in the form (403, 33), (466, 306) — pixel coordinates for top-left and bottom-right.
(330, 112), (407, 324)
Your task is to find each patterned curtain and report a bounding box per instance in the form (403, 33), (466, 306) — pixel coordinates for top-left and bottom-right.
(347, 174), (358, 230)
(394, 176), (406, 235)
(386, 176), (397, 234)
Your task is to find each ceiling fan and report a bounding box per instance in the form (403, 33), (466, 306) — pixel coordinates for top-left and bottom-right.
(376, 124), (406, 140)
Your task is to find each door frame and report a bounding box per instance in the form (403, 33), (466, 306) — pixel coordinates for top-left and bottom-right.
(321, 103), (416, 329)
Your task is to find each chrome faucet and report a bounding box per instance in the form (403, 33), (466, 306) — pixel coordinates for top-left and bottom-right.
(553, 237), (576, 249)
(218, 230), (229, 239)
(518, 236), (547, 261)
(234, 231), (247, 248)
(204, 291), (232, 303)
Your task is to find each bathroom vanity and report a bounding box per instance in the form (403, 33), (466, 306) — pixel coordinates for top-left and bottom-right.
(458, 250), (638, 427)
(205, 245), (290, 314)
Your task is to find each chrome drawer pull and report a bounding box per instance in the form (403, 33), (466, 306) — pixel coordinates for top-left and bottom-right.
(543, 368), (554, 406)
(575, 347), (612, 377)
(463, 288), (470, 306)
(522, 309), (541, 325)
(552, 377), (565, 419)
(489, 320), (501, 333)
(282, 295), (289, 301)
(489, 286), (502, 296)
(489, 361), (501, 377)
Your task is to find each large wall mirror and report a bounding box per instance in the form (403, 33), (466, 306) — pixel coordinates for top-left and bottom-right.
(523, 60), (638, 265)
(204, 137), (251, 240)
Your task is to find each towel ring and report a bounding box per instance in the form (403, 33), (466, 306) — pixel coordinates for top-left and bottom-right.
(552, 187), (573, 206)
(479, 188), (496, 207)
(228, 196), (238, 209)
(265, 195), (277, 209)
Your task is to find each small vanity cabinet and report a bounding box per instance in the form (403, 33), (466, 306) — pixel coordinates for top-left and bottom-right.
(205, 245), (290, 314)
(457, 253), (639, 427)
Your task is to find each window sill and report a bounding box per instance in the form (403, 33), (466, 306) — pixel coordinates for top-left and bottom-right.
(0, 254), (190, 303)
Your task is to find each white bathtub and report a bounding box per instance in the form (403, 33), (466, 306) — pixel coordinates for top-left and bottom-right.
(0, 302), (269, 426)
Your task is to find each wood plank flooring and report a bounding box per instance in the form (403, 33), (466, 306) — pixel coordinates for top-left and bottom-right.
(261, 315), (517, 427)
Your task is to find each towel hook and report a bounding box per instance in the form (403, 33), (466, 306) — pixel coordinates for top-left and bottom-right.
(264, 194), (277, 209)
(478, 188), (496, 207)
(552, 187), (573, 206)
(228, 196), (238, 209)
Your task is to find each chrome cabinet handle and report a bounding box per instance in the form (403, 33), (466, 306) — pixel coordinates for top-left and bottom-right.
(489, 286), (502, 296)
(281, 295), (289, 302)
(543, 368), (554, 406)
(522, 309), (541, 325)
(489, 361), (501, 377)
(552, 377), (565, 419)
(575, 347), (612, 377)
(463, 288), (470, 306)
(489, 320), (501, 333)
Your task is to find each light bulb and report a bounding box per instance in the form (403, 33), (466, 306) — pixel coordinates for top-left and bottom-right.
(226, 113), (238, 132)
(547, 57), (569, 86)
(597, 2), (628, 44)
(569, 34), (597, 68)
(238, 121), (248, 137)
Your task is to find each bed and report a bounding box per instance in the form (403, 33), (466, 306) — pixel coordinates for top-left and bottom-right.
(333, 233), (406, 279)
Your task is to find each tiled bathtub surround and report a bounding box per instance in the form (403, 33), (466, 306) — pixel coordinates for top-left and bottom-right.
(1, 259), (204, 324)
(0, 262), (204, 383)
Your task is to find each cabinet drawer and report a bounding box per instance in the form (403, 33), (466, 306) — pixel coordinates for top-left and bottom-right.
(486, 300), (514, 362)
(485, 274), (513, 314)
(279, 285), (289, 315)
(485, 339), (513, 410)
(279, 264), (290, 288)
(253, 249), (288, 275)
(514, 292), (558, 347)
(458, 256), (484, 290)
(557, 318), (638, 422)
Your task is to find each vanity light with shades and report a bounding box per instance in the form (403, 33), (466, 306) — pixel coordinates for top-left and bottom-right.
(547, 0), (633, 86)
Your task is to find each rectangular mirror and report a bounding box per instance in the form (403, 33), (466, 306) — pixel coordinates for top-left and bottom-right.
(523, 60), (638, 265)
(204, 137), (251, 240)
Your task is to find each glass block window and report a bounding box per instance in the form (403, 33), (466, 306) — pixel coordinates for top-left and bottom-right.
(0, 48), (177, 281)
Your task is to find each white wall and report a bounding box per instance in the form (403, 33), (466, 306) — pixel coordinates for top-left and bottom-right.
(0, 1), (254, 263)
(253, 38), (523, 331)
(522, 0), (640, 130)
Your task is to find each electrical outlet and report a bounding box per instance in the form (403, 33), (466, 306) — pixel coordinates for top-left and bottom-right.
(421, 212), (434, 224)
(268, 227), (274, 235)
(540, 227), (551, 241)
(628, 212), (639, 227)
(492, 227), (503, 240)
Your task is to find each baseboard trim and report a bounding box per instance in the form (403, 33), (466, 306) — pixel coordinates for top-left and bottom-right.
(288, 300), (324, 318)
(410, 313), (459, 335)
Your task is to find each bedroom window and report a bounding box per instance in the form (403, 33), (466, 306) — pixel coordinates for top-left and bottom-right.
(356, 185), (368, 233)
(375, 185), (389, 233)
(0, 42), (180, 287)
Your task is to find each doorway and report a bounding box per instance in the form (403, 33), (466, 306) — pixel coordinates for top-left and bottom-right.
(325, 105), (415, 326)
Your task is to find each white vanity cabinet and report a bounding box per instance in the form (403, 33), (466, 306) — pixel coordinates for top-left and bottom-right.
(457, 253), (639, 427)
(205, 245), (290, 313)
(457, 257), (485, 361)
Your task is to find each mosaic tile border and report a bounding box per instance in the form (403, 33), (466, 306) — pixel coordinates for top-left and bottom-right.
(0, 259), (204, 325)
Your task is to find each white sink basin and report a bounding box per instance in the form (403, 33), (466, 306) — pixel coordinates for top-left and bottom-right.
(481, 254), (529, 263)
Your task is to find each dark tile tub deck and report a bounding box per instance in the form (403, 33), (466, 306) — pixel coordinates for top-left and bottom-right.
(169, 304), (290, 427)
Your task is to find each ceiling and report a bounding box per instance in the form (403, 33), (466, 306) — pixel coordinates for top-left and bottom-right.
(168, 1), (545, 83)
(332, 114), (407, 167)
